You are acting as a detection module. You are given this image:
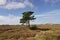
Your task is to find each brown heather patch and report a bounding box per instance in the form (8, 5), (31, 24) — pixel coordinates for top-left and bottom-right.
(0, 24), (60, 40)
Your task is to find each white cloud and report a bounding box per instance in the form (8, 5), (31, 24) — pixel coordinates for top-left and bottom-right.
(35, 14), (46, 17)
(4, 2), (26, 9)
(0, 14), (21, 25)
(32, 10), (60, 24)
(0, 0), (34, 9)
(0, 0), (6, 5)
(35, 9), (60, 17)
(24, 0), (34, 8)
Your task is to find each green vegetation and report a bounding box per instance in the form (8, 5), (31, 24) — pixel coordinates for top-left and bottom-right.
(20, 11), (36, 27)
(30, 25), (37, 30)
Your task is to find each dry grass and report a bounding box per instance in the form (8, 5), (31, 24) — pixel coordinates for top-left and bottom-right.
(0, 25), (37, 40)
(0, 24), (60, 40)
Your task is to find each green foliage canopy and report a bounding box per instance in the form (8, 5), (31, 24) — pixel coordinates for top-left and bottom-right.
(20, 11), (36, 25)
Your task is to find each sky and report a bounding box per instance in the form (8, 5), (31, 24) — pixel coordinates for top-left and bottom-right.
(0, 0), (60, 25)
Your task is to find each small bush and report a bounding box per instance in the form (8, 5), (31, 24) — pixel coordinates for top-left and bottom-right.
(38, 28), (50, 31)
(30, 25), (37, 30)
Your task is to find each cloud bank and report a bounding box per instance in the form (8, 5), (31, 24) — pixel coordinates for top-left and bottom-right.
(32, 9), (60, 24)
(0, 14), (21, 25)
(0, 0), (6, 5)
(0, 0), (34, 9)
(0, 10), (60, 24)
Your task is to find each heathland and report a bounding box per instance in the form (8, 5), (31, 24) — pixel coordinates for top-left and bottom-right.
(0, 24), (60, 40)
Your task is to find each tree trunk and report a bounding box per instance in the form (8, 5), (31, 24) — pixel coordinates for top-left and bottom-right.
(26, 20), (30, 27)
(28, 20), (30, 27)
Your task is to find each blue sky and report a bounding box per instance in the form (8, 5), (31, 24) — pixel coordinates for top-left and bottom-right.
(0, 0), (60, 24)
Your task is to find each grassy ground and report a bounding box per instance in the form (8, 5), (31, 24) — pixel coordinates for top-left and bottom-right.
(0, 24), (60, 40)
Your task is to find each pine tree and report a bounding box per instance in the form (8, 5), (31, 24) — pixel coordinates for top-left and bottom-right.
(20, 11), (36, 27)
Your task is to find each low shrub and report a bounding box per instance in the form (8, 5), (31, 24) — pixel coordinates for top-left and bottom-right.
(38, 28), (50, 31)
(30, 25), (37, 30)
